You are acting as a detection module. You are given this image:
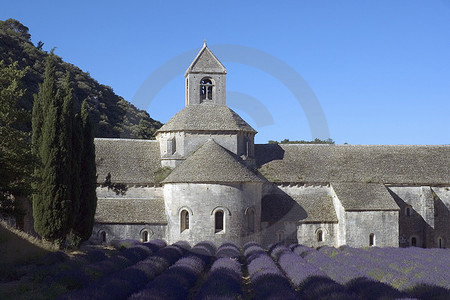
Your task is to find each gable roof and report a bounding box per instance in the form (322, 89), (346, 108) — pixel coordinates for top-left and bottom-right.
(185, 43), (226, 75)
(261, 187), (338, 223)
(255, 144), (450, 185)
(162, 139), (263, 184)
(156, 103), (256, 133)
(95, 138), (161, 185)
(331, 182), (399, 211)
(95, 198), (167, 224)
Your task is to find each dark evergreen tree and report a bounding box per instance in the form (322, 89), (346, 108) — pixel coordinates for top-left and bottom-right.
(0, 61), (33, 218)
(68, 112), (82, 245)
(32, 54), (73, 246)
(73, 99), (97, 242)
(59, 71), (76, 227)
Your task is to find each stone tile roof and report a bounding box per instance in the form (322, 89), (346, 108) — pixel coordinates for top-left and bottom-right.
(95, 138), (161, 185)
(162, 139), (263, 184)
(261, 188), (337, 223)
(292, 192), (338, 223)
(332, 182), (399, 211)
(185, 43), (227, 75)
(255, 144), (450, 185)
(95, 198), (167, 224)
(156, 103), (256, 133)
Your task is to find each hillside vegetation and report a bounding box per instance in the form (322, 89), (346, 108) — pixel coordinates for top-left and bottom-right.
(0, 19), (162, 139)
(0, 221), (54, 266)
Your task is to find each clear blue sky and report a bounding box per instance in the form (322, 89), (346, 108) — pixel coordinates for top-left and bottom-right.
(2, 0), (450, 144)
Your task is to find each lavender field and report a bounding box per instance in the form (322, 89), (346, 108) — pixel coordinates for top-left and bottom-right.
(1, 240), (450, 300)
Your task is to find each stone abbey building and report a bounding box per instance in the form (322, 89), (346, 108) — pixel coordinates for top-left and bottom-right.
(92, 43), (450, 248)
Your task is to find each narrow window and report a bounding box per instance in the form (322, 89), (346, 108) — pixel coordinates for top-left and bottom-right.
(438, 237), (444, 249)
(317, 230), (323, 242)
(141, 230), (149, 242)
(215, 210), (224, 233)
(200, 78), (213, 102)
(369, 233), (375, 246)
(181, 210), (189, 232)
(277, 231), (285, 242)
(411, 237), (417, 247)
(406, 207), (412, 217)
(247, 209), (255, 233)
(100, 231), (106, 243)
(167, 137), (176, 155)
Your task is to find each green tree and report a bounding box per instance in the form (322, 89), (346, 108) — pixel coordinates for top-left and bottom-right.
(0, 61), (33, 218)
(32, 54), (73, 246)
(72, 99), (97, 243)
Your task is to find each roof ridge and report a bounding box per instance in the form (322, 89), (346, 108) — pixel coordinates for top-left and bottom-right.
(185, 43), (226, 75)
(163, 139), (262, 183)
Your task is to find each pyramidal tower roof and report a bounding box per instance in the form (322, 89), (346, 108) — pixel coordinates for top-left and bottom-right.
(162, 139), (262, 184)
(156, 104), (256, 133)
(185, 42), (227, 75)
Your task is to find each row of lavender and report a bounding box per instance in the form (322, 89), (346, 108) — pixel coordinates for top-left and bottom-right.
(317, 245), (450, 290)
(52, 239), (450, 299)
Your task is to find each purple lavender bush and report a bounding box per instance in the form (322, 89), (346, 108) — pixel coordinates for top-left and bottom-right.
(141, 239), (167, 253)
(215, 242), (241, 259)
(245, 243), (299, 299)
(111, 239), (141, 249)
(61, 242), (186, 300)
(270, 244), (327, 287)
(299, 276), (358, 300)
(195, 257), (243, 299)
(130, 243), (209, 300)
(290, 244), (316, 258)
(302, 249), (364, 285)
(346, 277), (409, 300)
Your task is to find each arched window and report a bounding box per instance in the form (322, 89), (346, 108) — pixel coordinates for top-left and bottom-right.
(317, 230), (323, 242)
(100, 231), (106, 243)
(438, 237), (444, 249)
(180, 209), (190, 232)
(247, 209), (255, 233)
(215, 210), (224, 233)
(369, 233), (375, 246)
(277, 231), (285, 242)
(141, 230), (149, 242)
(200, 78), (213, 102)
(411, 237), (417, 247)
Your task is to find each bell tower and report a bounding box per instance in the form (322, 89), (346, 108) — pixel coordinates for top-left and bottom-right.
(185, 42), (227, 106)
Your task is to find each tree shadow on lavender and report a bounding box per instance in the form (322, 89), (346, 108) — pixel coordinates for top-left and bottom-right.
(346, 277), (407, 300)
(299, 276), (358, 300)
(406, 283), (450, 300)
(195, 268), (242, 299)
(252, 273), (299, 300)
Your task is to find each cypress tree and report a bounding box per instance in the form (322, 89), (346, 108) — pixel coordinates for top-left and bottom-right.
(32, 53), (57, 240)
(68, 112), (82, 245)
(32, 54), (73, 246)
(59, 72), (75, 228)
(73, 99), (97, 242)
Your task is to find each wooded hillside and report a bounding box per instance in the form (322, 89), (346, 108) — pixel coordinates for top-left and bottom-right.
(0, 19), (162, 139)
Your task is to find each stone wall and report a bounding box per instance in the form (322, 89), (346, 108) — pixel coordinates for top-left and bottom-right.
(260, 184), (334, 247)
(344, 210), (399, 247)
(91, 223), (166, 244)
(163, 182), (262, 246)
(330, 188), (346, 246)
(297, 223), (337, 247)
(432, 187), (450, 248)
(96, 186), (163, 199)
(389, 186), (435, 247)
(157, 132), (256, 168)
(186, 73), (226, 106)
